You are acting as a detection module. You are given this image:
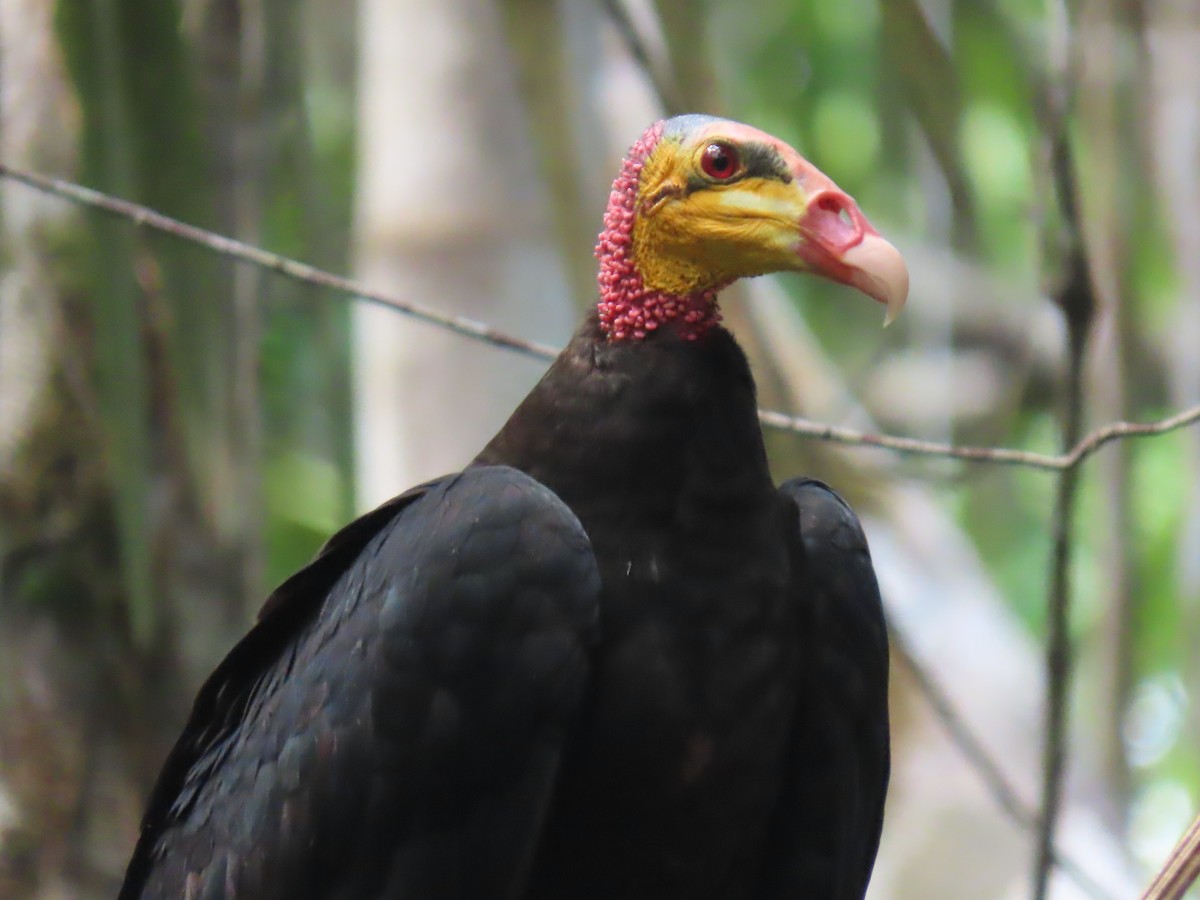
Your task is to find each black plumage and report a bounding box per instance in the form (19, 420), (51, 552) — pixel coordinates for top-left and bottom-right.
(121, 313), (888, 900)
(121, 113), (897, 899)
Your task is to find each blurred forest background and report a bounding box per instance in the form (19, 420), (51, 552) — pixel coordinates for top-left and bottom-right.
(0, 0), (1197, 897)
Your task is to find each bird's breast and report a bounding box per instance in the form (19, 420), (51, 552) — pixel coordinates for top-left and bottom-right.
(528, 522), (800, 900)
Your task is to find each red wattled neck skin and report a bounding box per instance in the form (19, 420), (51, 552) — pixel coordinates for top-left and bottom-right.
(594, 122), (723, 342)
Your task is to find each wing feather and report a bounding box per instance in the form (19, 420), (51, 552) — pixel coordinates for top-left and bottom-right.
(121, 466), (599, 900)
(757, 478), (890, 900)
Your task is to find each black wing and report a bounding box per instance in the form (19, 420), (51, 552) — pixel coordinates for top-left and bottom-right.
(757, 478), (890, 899)
(121, 465), (600, 900)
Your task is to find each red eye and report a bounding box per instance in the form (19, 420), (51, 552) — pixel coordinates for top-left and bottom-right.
(701, 143), (739, 180)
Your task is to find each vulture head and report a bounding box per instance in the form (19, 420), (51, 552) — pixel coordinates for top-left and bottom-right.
(595, 114), (909, 340)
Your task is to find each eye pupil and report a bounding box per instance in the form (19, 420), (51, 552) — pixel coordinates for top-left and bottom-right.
(702, 143), (738, 179)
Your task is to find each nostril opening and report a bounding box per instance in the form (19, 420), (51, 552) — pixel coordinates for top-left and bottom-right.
(815, 194), (855, 229)
(816, 194), (842, 213)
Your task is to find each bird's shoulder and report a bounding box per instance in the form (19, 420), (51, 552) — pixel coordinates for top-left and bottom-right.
(778, 477), (886, 652)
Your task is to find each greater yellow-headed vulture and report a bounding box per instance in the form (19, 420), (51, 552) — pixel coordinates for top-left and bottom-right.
(121, 114), (906, 900)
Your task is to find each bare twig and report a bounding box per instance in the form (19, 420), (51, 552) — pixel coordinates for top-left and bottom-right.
(757, 405), (1200, 471)
(3, 160), (1198, 474)
(1034, 249), (1092, 900)
(0, 162), (562, 364)
(1033, 9), (1093, 891)
(1140, 810), (1200, 900)
(890, 626), (1118, 900)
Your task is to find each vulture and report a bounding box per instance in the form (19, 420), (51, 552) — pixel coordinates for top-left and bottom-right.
(120, 114), (906, 900)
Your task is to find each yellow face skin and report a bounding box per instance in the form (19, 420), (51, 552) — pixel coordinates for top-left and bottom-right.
(628, 119), (909, 323)
(633, 133), (809, 296)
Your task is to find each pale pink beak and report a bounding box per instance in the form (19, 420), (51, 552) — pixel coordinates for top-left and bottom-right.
(790, 158), (909, 325)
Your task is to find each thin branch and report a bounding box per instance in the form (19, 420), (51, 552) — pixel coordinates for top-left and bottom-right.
(1033, 8), (1093, 891)
(890, 626), (1118, 900)
(1034, 253), (1091, 900)
(1140, 810), (1200, 900)
(3, 160), (1198, 473)
(0, 162), (562, 364)
(757, 405), (1200, 471)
